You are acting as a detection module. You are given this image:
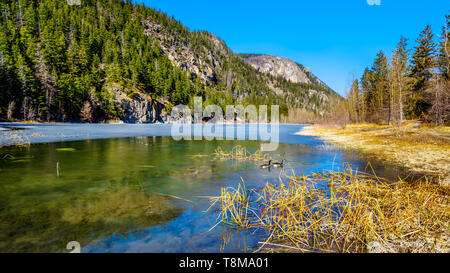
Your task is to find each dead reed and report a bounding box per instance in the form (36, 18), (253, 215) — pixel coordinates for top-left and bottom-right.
(207, 165), (449, 253)
(0, 132), (31, 148)
(214, 145), (270, 162)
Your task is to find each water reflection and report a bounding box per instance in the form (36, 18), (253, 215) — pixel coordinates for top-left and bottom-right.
(0, 135), (409, 252)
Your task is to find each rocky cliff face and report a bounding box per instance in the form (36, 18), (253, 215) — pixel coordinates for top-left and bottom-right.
(144, 20), (230, 83)
(243, 55), (311, 84)
(241, 54), (331, 90)
(115, 91), (165, 124)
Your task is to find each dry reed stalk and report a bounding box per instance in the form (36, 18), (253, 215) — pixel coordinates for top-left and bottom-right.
(207, 165), (450, 253)
(214, 145), (270, 162)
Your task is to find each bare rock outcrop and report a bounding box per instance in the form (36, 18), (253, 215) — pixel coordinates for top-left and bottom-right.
(243, 55), (312, 84)
(241, 54), (331, 90)
(115, 92), (165, 124)
(144, 20), (230, 83)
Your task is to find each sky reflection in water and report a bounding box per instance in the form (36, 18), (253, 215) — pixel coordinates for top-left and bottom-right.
(0, 125), (406, 252)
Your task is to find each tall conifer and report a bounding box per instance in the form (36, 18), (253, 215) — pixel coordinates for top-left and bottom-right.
(409, 25), (437, 119)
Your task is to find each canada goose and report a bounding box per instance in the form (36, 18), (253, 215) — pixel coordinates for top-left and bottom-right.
(272, 160), (284, 168)
(260, 160), (272, 169)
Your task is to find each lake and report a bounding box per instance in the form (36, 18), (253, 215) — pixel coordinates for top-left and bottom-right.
(0, 124), (407, 252)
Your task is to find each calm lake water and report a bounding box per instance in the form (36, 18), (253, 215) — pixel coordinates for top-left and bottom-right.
(0, 124), (407, 252)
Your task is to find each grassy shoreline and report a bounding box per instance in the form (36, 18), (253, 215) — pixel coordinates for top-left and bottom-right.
(209, 170), (449, 253)
(296, 122), (450, 187)
(208, 137), (450, 253)
(210, 166), (449, 253)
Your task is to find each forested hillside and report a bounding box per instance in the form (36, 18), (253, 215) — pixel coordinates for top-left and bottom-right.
(0, 0), (340, 123)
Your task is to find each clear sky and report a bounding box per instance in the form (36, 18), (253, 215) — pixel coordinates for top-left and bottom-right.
(139, 0), (449, 96)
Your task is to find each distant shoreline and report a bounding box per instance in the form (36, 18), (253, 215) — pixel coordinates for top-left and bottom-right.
(0, 121), (311, 126)
(0, 122), (306, 148)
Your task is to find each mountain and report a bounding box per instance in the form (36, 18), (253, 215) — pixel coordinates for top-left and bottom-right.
(240, 54), (331, 89)
(0, 0), (340, 123)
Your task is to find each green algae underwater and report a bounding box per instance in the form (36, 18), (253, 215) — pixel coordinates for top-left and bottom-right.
(0, 136), (270, 252)
(0, 131), (413, 252)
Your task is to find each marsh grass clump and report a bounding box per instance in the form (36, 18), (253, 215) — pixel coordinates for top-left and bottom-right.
(4, 133), (30, 148)
(214, 145), (270, 162)
(208, 166), (450, 253)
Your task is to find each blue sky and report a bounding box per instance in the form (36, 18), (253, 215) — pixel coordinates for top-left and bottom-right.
(139, 0), (449, 96)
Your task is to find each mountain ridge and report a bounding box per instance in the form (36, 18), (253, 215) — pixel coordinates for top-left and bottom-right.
(0, 0), (341, 123)
(239, 54), (335, 93)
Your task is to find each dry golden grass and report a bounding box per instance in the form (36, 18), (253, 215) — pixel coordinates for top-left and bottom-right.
(12, 120), (40, 124)
(297, 122), (450, 186)
(208, 166), (450, 253)
(281, 108), (319, 124)
(214, 145), (270, 162)
(0, 133), (31, 148)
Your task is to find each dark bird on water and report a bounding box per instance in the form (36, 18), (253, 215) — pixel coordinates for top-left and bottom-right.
(260, 160), (272, 169)
(272, 160), (284, 168)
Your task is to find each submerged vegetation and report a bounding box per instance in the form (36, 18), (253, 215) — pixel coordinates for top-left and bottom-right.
(207, 165), (450, 253)
(0, 183), (181, 252)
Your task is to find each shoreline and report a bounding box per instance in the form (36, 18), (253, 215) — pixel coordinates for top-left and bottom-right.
(0, 122), (306, 148)
(0, 120), (309, 125)
(296, 123), (450, 187)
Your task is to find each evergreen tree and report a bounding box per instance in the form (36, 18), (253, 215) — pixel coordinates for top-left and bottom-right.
(0, 0), (337, 122)
(390, 36), (410, 124)
(409, 25), (437, 119)
(346, 79), (360, 123)
(360, 67), (375, 121)
(371, 51), (390, 123)
(438, 14), (449, 80)
(432, 14), (450, 125)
